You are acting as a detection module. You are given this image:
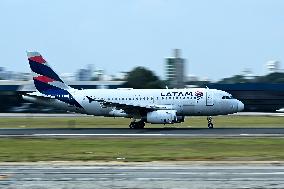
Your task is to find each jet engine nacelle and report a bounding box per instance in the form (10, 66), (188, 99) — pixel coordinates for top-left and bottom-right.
(146, 110), (177, 124)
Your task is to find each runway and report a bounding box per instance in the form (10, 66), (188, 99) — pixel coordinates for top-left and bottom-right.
(0, 112), (283, 117)
(1, 163), (284, 189)
(1, 128), (284, 138)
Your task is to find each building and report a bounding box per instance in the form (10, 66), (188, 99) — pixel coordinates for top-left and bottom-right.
(0, 67), (31, 81)
(165, 49), (186, 88)
(266, 60), (280, 74)
(76, 65), (94, 81)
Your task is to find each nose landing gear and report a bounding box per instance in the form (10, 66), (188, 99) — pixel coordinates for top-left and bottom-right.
(207, 116), (214, 129)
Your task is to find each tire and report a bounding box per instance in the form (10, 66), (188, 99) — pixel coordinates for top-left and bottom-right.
(208, 123), (213, 129)
(138, 122), (145, 129)
(129, 122), (145, 129)
(129, 122), (135, 129)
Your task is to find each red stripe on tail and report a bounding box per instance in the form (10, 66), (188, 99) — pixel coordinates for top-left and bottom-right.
(29, 56), (46, 64)
(33, 75), (55, 83)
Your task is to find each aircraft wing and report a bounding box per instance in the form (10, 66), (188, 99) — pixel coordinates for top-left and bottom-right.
(86, 96), (173, 115)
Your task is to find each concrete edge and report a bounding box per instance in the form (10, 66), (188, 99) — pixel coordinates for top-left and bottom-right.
(1, 161), (284, 166)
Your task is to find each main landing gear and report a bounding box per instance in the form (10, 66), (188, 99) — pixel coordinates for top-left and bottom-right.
(207, 116), (214, 129)
(129, 120), (145, 129)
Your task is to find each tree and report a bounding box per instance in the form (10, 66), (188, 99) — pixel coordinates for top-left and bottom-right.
(123, 67), (165, 89)
(217, 72), (284, 84)
(217, 75), (250, 84)
(254, 72), (284, 83)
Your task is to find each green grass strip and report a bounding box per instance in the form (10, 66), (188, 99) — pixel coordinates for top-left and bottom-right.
(0, 116), (283, 128)
(0, 138), (284, 162)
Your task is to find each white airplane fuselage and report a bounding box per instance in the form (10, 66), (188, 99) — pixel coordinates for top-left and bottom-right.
(24, 88), (244, 118)
(79, 88), (243, 116)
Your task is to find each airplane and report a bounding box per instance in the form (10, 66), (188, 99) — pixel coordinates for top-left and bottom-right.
(22, 51), (244, 129)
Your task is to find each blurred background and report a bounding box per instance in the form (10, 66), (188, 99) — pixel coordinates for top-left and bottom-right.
(0, 0), (284, 113)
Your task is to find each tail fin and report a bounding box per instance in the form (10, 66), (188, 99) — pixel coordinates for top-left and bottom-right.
(26, 52), (83, 108)
(27, 51), (71, 96)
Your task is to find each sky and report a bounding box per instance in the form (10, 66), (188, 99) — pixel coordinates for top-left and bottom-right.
(0, 0), (284, 81)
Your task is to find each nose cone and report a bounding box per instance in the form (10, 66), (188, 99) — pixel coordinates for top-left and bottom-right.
(237, 101), (244, 112)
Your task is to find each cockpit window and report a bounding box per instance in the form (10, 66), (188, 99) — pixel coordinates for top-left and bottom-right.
(222, 96), (234, 99)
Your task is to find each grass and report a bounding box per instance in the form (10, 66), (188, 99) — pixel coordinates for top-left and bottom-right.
(0, 138), (284, 162)
(0, 116), (283, 128)
(0, 115), (283, 162)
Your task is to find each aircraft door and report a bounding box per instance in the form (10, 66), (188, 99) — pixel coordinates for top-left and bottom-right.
(206, 91), (214, 106)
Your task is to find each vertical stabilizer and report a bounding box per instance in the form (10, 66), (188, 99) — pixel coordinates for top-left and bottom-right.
(26, 51), (83, 108)
(27, 51), (71, 96)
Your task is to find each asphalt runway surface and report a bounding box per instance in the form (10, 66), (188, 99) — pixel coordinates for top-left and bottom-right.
(1, 163), (284, 189)
(1, 128), (284, 138)
(0, 112), (283, 117)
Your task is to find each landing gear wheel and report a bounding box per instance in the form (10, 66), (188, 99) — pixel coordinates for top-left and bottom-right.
(208, 122), (214, 129)
(138, 121), (145, 129)
(207, 116), (214, 129)
(129, 121), (145, 129)
(129, 122), (135, 129)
